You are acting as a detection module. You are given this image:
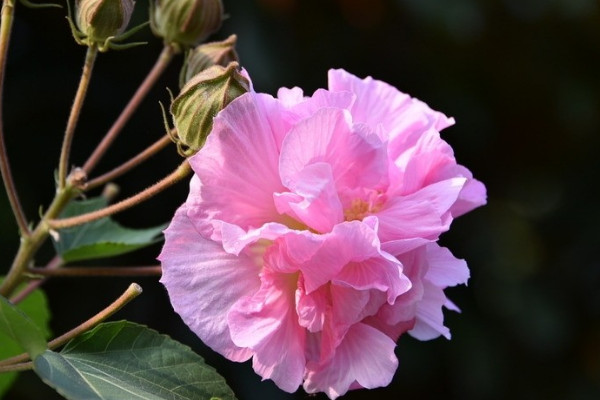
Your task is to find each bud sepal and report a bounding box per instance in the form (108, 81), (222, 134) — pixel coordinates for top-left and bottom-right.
(66, 0), (148, 52)
(179, 34), (239, 88)
(150, 0), (224, 51)
(168, 61), (250, 157)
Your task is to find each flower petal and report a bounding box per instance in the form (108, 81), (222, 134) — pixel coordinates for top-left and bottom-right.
(279, 107), (388, 194)
(409, 280), (451, 340)
(424, 243), (470, 288)
(228, 270), (305, 392)
(303, 323), (398, 399)
(159, 205), (259, 361)
(327, 68), (453, 143)
(274, 162), (344, 233)
(376, 178), (466, 242)
(186, 92), (287, 234)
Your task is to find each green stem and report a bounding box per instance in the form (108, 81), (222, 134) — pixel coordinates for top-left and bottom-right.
(0, 283), (142, 368)
(82, 44), (176, 175)
(0, 0), (30, 235)
(0, 186), (76, 297)
(49, 160), (190, 230)
(86, 134), (171, 190)
(27, 265), (161, 277)
(58, 45), (98, 189)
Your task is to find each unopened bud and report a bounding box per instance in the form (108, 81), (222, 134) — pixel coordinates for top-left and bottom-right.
(150, 0), (224, 50)
(180, 34), (239, 88)
(170, 62), (250, 156)
(75, 0), (135, 45)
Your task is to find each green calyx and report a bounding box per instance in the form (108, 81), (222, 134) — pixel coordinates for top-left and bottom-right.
(150, 0), (224, 51)
(179, 34), (239, 89)
(67, 0), (147, 52)
(168, 62), (249, 157)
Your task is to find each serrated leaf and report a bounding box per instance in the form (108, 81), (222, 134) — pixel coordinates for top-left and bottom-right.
(0, 279), (52, 396)
(52, 197), (166, 262)
(34, 321), (236, 400)
(0, 296), (47, 359)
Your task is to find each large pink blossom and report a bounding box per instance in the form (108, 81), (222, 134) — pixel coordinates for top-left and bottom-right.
(159, 69), (486, 398)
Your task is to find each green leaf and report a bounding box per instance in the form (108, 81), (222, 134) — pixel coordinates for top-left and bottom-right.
(34, 321), (236, 400)
(0, 281), (52, 397)
(0, 296), (47, 359)
(52, 197), (166, 262)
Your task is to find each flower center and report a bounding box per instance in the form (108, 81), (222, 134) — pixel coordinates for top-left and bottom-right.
(343, 192), (385, 221)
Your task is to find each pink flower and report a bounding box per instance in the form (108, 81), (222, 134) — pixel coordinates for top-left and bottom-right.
(159, 69), (486, 398)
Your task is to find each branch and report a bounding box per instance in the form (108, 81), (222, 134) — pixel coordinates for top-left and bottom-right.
(0, 0), (29, 235)
(0, 283), (143, 368)
(27, 265), (161, 277)
(82, 44), (176, 174)
(86, 134), (171, 190)
(48, 160), (190, 230)
(58, 45), (98, 188)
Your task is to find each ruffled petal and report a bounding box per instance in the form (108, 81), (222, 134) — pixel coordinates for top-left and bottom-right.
(424, 243), (470, 288)
(451, 176), (487, 217)
(186, 92), (288, 234)
(159, 205), (259, 361)
(327, 68), (453, 145)
(374, 246), (428, 326)
(376, 178), (466, 242)
(303, 323), (398, 399)
(409, 280), (451, 340)
(274, 162), (344, 233)
(228, 270), (305, 392)
(277, 86), (304, 106)
(279, 107), (388, 195)
(334, 256), (411, 304)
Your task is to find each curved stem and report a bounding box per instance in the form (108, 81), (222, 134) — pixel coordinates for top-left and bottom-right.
(58, 45), (98, 189)
(0, 283), (142, 368)
(27, 265), (161, 277)
(82, 44), (176, 175)
(0, 0), (29, 235)
(48, 160), (190, 230)
(86, 134), (171, 191)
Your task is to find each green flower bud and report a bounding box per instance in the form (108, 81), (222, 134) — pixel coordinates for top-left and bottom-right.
(169, 62), (250, 156)
(150, 0), (224, 50)
(180, 34), (239, 88)
(75, 0), (135, 45)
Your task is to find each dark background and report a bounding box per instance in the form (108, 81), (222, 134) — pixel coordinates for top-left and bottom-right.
(1, 0), (599, 399)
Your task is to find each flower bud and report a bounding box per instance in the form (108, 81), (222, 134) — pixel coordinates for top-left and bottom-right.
(75, 0), (135, 45)
(170, 62), (250, 156)
(180, 34), (239, 88)
(150, 0), (224, 50)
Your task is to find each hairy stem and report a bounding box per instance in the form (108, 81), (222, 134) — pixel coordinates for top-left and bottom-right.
(27, 265), (161, 277)
(86, 134), (171, 190)
(0, 283), (142, 368)
(0, 186), (76, 297)
(49, 160), (190, 230)
(58, 45), (98, 189)
(0, 0), (29, 235)
(82, 44), (176, 175)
